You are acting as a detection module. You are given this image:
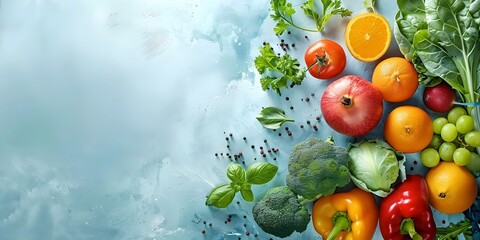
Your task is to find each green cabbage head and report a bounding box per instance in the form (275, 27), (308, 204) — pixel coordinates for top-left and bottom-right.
(348, 140), (406, 197)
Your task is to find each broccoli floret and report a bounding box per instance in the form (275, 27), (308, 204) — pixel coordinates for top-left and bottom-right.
(286, 137), (351, 202)
(252, 186), (310, 238)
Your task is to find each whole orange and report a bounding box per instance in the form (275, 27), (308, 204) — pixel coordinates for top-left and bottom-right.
(384, 106), (433, 153)
(425, 161), (477, 214)
(372, 57), (419, 102)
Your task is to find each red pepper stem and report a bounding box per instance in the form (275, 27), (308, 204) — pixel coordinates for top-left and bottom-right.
(400, 218), (423, 240)
(327, 212), (351, 240)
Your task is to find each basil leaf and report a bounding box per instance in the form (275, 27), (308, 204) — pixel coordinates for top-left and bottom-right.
(246, 162), (278, 184)
(205, 184), (236, 208)
(240, 183), (254, 202)
(256, 107), (294, 129)
(226, 162), (245, 183)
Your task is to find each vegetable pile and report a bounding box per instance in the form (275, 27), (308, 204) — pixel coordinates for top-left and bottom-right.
(203, 0), (480, 238)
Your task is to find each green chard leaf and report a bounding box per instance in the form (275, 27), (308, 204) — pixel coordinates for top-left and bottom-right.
(256, 107), (295, 129)
(226, 162), (245, 183)
(246, 162), (278, 184)
(205, 184), (236, 208)
(254, 44), (306, 95)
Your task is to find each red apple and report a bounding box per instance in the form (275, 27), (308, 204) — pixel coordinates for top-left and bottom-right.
(423, 81), (456, 113)
(321, 75), (383, 136)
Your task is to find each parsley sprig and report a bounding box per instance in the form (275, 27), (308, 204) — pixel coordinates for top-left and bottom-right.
(270, 0), (351, 35)
(254, 44), (306, 95)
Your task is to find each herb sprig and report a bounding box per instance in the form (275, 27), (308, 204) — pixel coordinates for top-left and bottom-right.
(205, 162), (278, 208)
(270, 0), (351, 35)
(254, 44), (305, 95)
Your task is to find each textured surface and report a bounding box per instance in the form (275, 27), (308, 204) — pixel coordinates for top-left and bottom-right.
(0, 0), (464, 239)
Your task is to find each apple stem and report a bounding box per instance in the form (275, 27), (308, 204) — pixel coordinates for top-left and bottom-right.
(340, 96), (352, 107)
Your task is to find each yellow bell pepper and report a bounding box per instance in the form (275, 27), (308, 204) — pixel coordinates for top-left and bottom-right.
(312, 188), (378, 240)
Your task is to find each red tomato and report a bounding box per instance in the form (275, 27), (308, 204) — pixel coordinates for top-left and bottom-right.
(304, 39), (346, 79)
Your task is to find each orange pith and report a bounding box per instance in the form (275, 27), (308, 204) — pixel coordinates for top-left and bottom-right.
(345, 13), (392, 62)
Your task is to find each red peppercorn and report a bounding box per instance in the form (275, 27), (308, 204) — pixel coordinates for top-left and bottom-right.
(201, 230), (206, 234)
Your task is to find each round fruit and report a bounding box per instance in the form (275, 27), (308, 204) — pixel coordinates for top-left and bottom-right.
(433, 117), (448, 134)
(344, 12), (391, 62)
(304, 39), (346, 79)
(440, 123), (458, 142)
(384, 106), (433, 153)
(423, 81), (456, 113)
(425, 162), (477, 214)
(447, 107), (467, 123)
(321, 75), (383, 137)
(372, 57), (418, 102)
(466, 152), (480, 175)
(439, 142), (457, 161)
(453, 147), (471, 166)
(421, 148), (440, 168)
(456, 115), (474, 134)
(465, 131), (480, 147)
(428, 134), (444, 150)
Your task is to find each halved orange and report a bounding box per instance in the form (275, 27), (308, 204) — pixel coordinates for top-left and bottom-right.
(345, 13), (392, 62)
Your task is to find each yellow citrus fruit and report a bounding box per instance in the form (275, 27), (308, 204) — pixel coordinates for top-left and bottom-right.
(345, 12), (392, 62)
(384, 106), (433, 153)
(372, 57), (419, 102)
(426, 162), (478, 214)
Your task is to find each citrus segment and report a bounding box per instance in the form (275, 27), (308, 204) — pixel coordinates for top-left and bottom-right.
(345, 13), (392, 62)
(372, 57), (419, 102)
(384, 106), (433, 153)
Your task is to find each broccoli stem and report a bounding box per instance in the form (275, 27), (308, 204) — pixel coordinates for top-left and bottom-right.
(327, 212), (351, 240)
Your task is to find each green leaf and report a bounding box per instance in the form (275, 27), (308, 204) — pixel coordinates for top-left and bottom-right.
(436, 220), (472, 240)
(301, 0), (351, 32)
(256, 107), (295, 129)
(246, 162), (278, 184)
(205, 184), (236, 208)
(226, 163), (245, 183)
(254, 45), (306, 95)
(273, 19), (289, 35)
(413, 29), (464, 92)
(240, 183), (254, 202)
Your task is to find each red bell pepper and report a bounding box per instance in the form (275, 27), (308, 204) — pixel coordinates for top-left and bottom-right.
(379, 174), (436, 240)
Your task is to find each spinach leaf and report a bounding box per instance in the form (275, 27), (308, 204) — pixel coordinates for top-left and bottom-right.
(256, 107), (295, 129)
(246, 162), (278, 184)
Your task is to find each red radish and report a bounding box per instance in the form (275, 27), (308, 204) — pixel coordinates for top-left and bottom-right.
(423, 81), (456, 113)
(321, 75), (383, 136)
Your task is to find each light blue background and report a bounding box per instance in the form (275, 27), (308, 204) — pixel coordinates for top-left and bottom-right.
(0, 0), (463, 239)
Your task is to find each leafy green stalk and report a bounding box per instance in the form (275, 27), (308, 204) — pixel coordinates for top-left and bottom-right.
(254, 44), (305, 95)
